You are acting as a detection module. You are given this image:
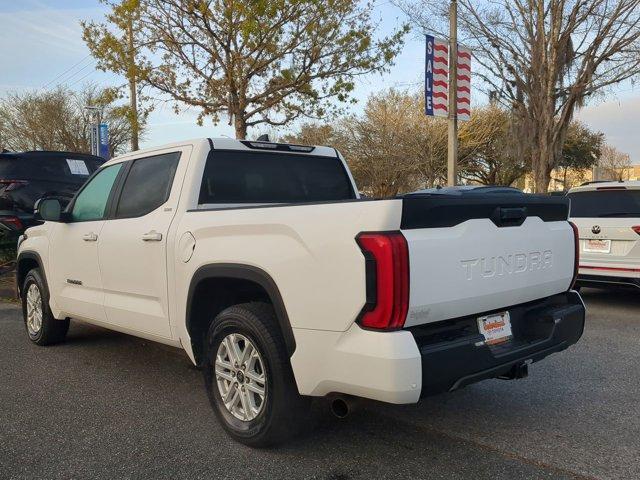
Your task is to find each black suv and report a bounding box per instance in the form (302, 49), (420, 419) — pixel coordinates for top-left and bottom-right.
(0, 151), (105, 236)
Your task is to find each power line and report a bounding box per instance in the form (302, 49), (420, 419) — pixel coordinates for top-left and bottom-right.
(67, 69), (97, 88)
(56, 60), (96, 88)
(41, 54), (92, 90)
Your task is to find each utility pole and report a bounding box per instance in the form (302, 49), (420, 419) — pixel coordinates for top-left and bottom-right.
(447, 0), (458, 186)
(126, 12), (139, 151)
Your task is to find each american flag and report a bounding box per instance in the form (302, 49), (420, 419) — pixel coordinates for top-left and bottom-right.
(425, 35), (471, 121)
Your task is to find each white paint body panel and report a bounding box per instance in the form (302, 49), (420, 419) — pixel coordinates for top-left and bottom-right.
(404, 217), (574, 327)
(49, 220), (108, 323)
(290, 324), (421, 403)
(573, 217), (640, 278)
(173, 200), (401, 335)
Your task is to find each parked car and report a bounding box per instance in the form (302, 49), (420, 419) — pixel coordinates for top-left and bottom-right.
(568, 181), (640, 289)
(0, 150), (105, 236)
(17, 138), (584, 446)
(407, 185), (524, 195)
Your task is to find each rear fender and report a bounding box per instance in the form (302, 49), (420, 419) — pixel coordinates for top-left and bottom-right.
(186, 264), (295, 359)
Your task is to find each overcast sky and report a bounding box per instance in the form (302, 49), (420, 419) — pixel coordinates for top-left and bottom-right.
(1, 0), (638, 162)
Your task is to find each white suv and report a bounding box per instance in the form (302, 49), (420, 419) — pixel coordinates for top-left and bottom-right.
(568, 181), (640, 289)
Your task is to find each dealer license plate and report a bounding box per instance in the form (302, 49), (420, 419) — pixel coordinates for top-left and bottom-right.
(477, 311), (512, 345)
(584, 239), (611, 253)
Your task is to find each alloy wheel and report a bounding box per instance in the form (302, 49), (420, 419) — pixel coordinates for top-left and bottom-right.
(26, 283), (43, 336)
(215, 333), (267, 421)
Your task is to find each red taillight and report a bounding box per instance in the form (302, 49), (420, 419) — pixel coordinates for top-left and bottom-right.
(0, 179), (29, 191)
(1, 216), (23, 230)
(569, 221), (579, 290)
(356, 232), (409, 330)
(632, 226), (640, 235)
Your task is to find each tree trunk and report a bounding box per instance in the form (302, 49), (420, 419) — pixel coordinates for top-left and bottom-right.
(234, 115), (248, 139)
(530, 119), (556, 193)
(127, 16), (139, 151)
(128, 76), (139, 151)
(532, 148), (552, 193)
(533, 167), (551, 193)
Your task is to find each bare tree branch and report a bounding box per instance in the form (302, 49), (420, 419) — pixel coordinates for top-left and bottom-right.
(399, 0), (640, 191)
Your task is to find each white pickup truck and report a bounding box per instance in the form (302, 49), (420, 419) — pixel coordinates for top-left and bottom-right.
(17, 138), (585, 446)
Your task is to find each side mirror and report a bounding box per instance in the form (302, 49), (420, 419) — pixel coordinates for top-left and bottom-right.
(35, 198), (64, 222)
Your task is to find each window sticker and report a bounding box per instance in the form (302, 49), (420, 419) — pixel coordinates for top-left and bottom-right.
(66, 159), (90, 175)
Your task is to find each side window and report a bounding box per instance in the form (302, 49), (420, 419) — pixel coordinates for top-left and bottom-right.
(115, 152), (180, 218)
(71, 163), (123, 222)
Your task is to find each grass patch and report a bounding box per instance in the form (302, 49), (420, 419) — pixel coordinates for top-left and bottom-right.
(0, 235), (17, 302)
(0, 248), (16, 265)
(0, 234), (17, 264)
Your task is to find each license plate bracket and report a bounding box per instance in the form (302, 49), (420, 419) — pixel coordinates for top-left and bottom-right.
(477, 311), (513, 345)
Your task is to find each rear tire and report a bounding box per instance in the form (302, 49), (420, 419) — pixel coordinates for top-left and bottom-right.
(21, 268), (69, 346)
(202, 302), (309, 447)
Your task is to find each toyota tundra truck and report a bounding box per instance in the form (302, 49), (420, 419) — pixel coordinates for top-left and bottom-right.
(16, 138), (585, 446)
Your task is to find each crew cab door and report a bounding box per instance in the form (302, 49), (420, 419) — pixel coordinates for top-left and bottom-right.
(49, 163), (124, 322)
(97, 149), (187, 338)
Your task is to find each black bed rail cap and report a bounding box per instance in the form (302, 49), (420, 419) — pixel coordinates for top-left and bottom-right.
(401, 193), (569, 229)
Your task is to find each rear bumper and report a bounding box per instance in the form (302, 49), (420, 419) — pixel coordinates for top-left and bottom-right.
(409, 290), (585, 397)
(290, 291), (585, 404)
(290, 325), (422, 404)
(577, 273), (640, 289)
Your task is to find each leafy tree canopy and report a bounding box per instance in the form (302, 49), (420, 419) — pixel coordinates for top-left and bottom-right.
(134, 0), (408, 138)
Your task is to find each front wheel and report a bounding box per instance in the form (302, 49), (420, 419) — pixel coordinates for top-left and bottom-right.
(21, 268), (69, 345)
(203, 302), (309, 447)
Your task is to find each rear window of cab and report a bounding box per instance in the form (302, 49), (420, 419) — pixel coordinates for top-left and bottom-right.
(198, 150), (356, 204)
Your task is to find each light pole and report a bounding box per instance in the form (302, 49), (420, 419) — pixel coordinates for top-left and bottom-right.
(447, 0), (458, 186)
(84, 106), (101, 157)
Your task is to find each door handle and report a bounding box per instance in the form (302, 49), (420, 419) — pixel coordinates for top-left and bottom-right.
(82, 232), (98, 242)
(142, 230), (163, 242)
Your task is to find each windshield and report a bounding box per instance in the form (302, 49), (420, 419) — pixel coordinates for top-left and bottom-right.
(568, 190), (640, 218)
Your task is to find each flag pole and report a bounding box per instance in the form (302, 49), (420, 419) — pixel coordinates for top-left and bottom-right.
(447, 0), (458, 186)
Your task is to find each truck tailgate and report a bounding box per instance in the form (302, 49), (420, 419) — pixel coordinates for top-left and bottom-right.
(401, 194), (575, 327)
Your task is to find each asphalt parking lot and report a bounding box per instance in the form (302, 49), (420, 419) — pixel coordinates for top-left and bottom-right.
(1, 288), (638, 480)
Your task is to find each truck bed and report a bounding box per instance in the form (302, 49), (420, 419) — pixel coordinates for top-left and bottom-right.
(179, 192), (574, 333)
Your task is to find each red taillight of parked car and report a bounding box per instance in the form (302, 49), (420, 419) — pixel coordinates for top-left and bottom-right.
(356, 232), (409, 330)
(569, 222), (580, 290)
(0, 216), (23, 230)
(0, 179), (29, 191)
(631, 226), (640, 235)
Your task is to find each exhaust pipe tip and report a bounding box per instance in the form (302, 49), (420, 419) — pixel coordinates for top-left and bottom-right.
(330, 398), (350, 419)
(498, 362), (529, 380)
